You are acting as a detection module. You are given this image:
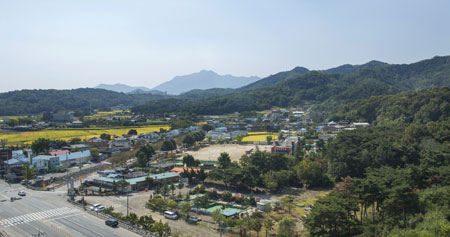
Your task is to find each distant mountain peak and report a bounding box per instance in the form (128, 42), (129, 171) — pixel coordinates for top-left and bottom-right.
(199, 69), (216, 74)
(152, 70), (260, 95)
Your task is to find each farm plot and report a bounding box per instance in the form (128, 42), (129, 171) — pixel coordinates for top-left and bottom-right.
(0, 125), (169, 145)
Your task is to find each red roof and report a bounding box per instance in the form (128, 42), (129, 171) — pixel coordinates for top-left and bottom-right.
(233, 193), (245, 198)
(170, 167), (201, 173)
(49, 150), (70, 156)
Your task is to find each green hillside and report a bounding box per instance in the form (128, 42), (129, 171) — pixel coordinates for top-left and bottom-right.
(331, 87), (450, 125)
(0, 88), (165, 115)
(133, 55), (450, 115)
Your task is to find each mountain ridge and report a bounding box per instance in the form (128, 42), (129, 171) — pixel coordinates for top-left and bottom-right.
(152, 70), (260, 95)
(132, 55), (450, 115)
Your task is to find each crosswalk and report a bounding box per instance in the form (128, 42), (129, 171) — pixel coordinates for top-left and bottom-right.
(0, 207), (80, 228)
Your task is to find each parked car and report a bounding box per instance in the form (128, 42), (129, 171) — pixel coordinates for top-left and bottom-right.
(105, 218), (118, 227)
(94, 206), (105, 212)
(164, 211), (178, 220)
(18, 191), (26, 196)
(89, 203), (101, 211)
(186, 216), (199, 224)
(20, 180), (27, 185)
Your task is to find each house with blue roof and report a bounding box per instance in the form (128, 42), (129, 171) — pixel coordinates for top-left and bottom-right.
(58, 150), (91, 167)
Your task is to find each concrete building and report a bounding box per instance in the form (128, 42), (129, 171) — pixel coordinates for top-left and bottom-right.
(32, 155), (60, 172)
(109, 137), (130, 150)
(58, 150), (92, 167)
(94, 172), (180, 191)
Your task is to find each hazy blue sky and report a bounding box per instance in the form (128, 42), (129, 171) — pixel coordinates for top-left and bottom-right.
(1, 0), (450, 92)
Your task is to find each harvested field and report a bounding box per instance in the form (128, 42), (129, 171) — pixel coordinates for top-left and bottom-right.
(185, 144), (271, 162)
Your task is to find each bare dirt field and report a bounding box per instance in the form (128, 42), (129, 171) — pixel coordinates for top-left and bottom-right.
(185, 144), (271, 162)
(79, 189), (219, 237)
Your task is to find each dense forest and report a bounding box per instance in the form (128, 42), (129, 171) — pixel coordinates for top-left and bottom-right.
(132, 55), (450, 115)
(0, 88), (167, 115)
(303, 88), (450, 236)
(0, 88), (234, 116)
(331, 87), (450, 125)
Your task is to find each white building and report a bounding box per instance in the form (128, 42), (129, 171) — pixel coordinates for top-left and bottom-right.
(109, 137), (130, 149)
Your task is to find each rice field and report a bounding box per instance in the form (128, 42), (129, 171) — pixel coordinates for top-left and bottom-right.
(82, 110), (133, 120)
(242, 132), (279, 142)
(0, 125), (169, 145)
(0, 116), (31, 120)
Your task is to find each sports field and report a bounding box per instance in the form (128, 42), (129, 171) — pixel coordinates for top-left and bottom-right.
(0, 125), (169, 145)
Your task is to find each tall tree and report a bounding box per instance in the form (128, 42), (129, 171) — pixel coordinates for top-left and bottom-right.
(218, 152), (231, 169)
(31, 138), (50, 155)
(263, 218), (274, 237)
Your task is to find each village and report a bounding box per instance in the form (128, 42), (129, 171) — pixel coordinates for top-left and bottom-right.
(0, 108), (369, 236)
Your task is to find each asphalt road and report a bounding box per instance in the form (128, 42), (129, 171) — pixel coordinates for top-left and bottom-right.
(0, 181), (141, 237)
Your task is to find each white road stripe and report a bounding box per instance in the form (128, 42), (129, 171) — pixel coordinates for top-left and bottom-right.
(0, 207), (80, 228)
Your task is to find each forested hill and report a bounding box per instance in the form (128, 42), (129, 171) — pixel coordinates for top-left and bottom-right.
(310, 86), (450, 236)
(0, 88), (166, 115)
(322, 60), (388, 75)
(331, 87), (450, 125)
(238, 66), (309, 91)
(132, 55), (450, 115)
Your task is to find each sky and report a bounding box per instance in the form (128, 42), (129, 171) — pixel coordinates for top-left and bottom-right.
(1, 0), (450, 92)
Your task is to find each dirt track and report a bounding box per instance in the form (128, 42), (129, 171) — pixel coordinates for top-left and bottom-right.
(185, 144), (271, 162)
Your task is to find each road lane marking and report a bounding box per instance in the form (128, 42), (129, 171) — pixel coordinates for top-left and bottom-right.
(59, 218), (106, 237)
(0, 207), (79, 228)
(43, 212), (84, 222)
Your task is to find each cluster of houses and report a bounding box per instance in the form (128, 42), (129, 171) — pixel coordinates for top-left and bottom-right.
(0, 145), (93, 181)
(317, 121), (370, 133)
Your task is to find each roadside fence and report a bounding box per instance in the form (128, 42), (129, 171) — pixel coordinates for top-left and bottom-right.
(67, 200), (158, 237)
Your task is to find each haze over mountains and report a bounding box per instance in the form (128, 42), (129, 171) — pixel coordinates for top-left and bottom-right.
(95, 61), (388, 95)
(95, 70), (260, 95)
(94, 84), (163, 95)
(152, 70), (260, 95)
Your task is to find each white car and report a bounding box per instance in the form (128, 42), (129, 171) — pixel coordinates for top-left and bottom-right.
(89, 203), (101, 211)
(94, 206), (105, 212)
(18, 191), (26, 196)
(164, 211), (178, 220)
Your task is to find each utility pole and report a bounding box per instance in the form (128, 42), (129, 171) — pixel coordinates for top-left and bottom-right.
(126, 189), (129, 216)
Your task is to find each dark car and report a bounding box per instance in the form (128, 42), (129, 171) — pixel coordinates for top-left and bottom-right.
(105, 218), (118, 227)
(186, 216), (199, 224)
